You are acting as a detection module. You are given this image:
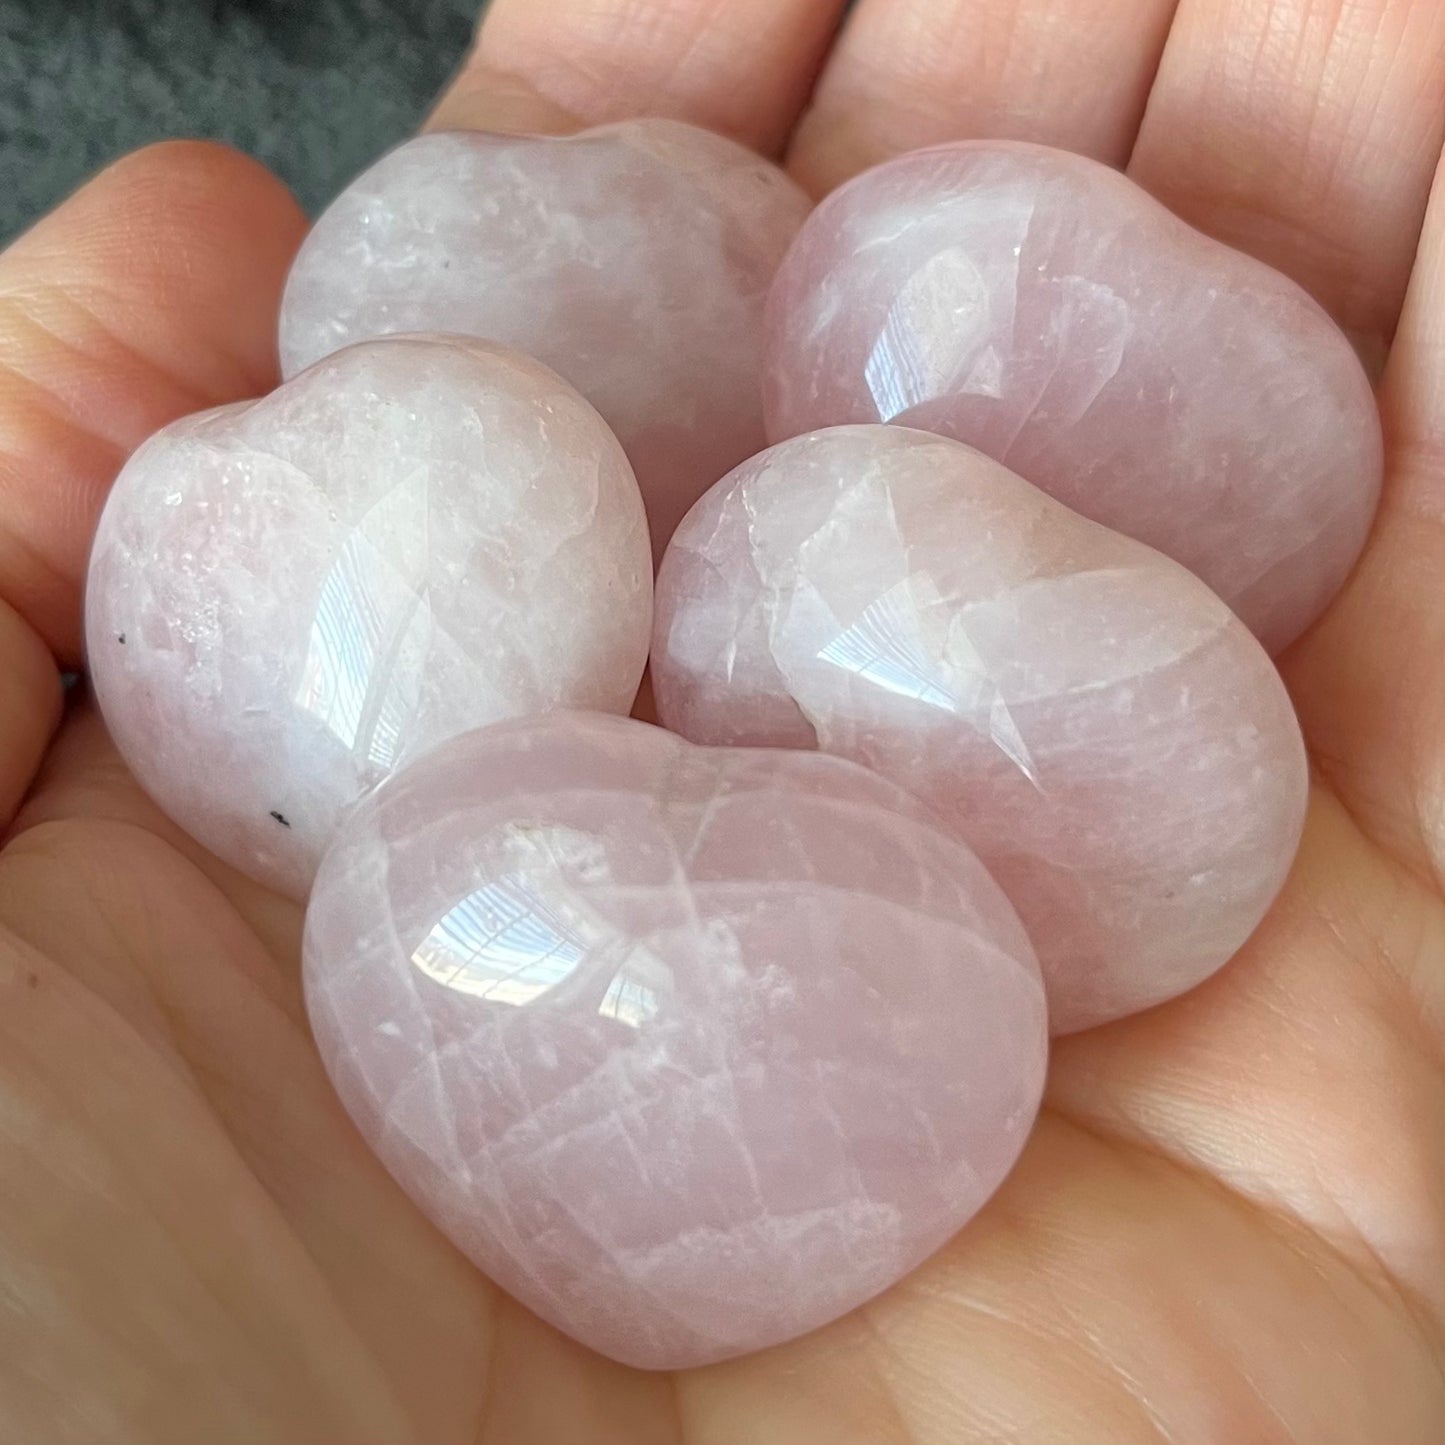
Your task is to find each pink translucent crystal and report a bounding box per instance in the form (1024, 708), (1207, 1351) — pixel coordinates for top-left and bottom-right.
(280, 119), (811, 562)
(653, 426), (1309, 1033)
(303, 712), (1047, 1369)
(764, 140), (1382, 654)
(85, 336), (651, 898)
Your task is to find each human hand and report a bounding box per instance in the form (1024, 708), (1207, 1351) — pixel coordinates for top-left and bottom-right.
(1, 0), (1442, 1439)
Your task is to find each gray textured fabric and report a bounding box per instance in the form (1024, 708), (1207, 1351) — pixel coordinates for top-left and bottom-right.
(0, 0), (480, 242)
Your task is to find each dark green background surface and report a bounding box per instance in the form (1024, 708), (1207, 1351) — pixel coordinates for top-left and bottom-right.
(0, 0), (481, 242)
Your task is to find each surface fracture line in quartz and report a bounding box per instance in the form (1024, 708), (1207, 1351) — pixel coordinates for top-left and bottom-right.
(655, 881), (1039, 956)
(866, 250), (990, 417)
(506, 1063), (782, 1244)
(785, 560), (1233, 711)
(940, 568), (1223, 699)
(808, 578), (1041, 784)
(1226, 499), (1357, 599)
(676, 773), (738, 876)
(861, 198), (1038, 416)
(471, 1057), (743, 1195)
(951, 599), (1232, 709)
(1004, 276), (1132, 444)
(375, 893), (480, 1194)
(401, 1050), (477, 1196)
(362, 1001), (968, 1341)
(299, 493), (435, 769)
(510, 1044), (696, 1183)
(376, 780), (930, 876)
(504, 1077), (893, 1279)
(605, 1204), (907, 1331)
(778, 568), (1036, 776)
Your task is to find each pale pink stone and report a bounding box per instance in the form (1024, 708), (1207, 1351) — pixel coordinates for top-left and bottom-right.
(764, 140), (1382, 654)
(653, 426), (1309, 1033)
(280, 119), (811, 562)
(85, 337), (651, 899)
(303, 711), (1047, 1369)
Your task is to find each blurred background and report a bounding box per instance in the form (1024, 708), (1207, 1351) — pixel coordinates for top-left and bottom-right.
(0, 0), (481, 242)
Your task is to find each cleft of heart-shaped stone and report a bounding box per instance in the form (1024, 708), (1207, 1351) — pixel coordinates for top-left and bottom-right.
(302, 711), (1048, 1370)
(85, 335), (652, 898)
(764, 140), (1382, 654)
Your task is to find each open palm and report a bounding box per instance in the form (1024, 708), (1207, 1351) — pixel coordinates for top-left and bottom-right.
(2, 1), (1443, 1440)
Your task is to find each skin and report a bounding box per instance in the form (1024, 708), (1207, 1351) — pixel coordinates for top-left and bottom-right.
(1, 0), (1443, 1438)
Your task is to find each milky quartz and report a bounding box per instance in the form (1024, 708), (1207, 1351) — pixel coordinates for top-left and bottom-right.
(653, 427), (1309, 1033)
(85, 337), (651, 898)
(765, 141), (1382, 654)
(304, 712), (1047, 1368)
(280, 119), (811, 561)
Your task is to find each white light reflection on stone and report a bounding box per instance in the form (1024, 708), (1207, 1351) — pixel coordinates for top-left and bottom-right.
(864, 247), (992, 420)
(410, 826), (667, 1027)
(411, 877), (589, 1006)
(817, 580), (1040, 783)
(817, 581), (956, 711)
(295, 472), (433, 770)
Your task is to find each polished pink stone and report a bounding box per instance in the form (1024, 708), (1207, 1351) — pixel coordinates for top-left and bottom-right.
(303, 712), (1047, 1369)
(653, 426), (1309, 1033)
(764, 140), (1382, 654)
(85, 336), (651, 898)
(280, 119), (811, 561)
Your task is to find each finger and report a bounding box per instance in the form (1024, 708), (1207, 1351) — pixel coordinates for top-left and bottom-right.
(0, 140), (308, 662)
(1285, 146), (1445, 887)
(786, 0), (1178, 195)
(686, 1094), (1445, 1441)
(430, 0), (851, 154)
(0, 869), (419, 1443)
(14, 706), (304, 971)
(0, 598), (60, 829)
(1128, 0), (1445, 347)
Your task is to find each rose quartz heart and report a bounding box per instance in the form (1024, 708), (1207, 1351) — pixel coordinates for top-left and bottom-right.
(280, 119), (811, 562)
(303, 712), (1047, 1369)
(85, 336), (651, 898)
(764, 140), (1382, 654)
(653, 426), (1309, 1033)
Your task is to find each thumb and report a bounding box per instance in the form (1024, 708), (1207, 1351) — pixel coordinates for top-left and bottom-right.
(0, 141), (307, 826)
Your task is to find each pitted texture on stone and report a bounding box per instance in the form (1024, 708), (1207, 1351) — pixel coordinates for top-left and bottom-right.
(764, 140), (1382, 654)
(86, 337), (652, 898)
(280, 119), (812, 562)
(653, 426), (1309, 1033)
(303, 712), (1046, 1369)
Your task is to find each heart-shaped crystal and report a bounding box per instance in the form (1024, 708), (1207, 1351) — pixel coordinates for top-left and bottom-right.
(764, 141), (1381, 653)
(86, 336), (651, 897)
(303, 712), (1047, 1368)
(653, 425), (1308, 1032)
(280, 119), (811, 562)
